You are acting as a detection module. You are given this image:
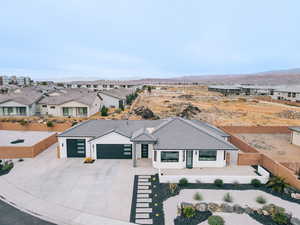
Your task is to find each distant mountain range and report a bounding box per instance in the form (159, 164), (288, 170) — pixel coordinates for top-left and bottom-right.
(139, 68), (300, 85)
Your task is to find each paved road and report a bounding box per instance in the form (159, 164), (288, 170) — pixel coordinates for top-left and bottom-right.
(0, 200), (56, 225)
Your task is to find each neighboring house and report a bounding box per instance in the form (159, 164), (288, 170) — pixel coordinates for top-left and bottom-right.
(208, 85), (275, 96)
(289, 127), (300, 147)
(58, 117), (238, 169)
(272, 86), (300, 102)
(99, 88), (135, 108)
(38, 89), (102, 117)
(0, 88), (43, 116)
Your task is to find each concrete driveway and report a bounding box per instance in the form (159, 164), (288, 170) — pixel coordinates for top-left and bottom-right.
(0, 143), (157, 224)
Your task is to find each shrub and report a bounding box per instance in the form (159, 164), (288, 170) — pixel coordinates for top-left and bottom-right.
(19, 120), (28, 126)
(256, 196), (267, 204)
(100, 106), (108, 116)
(168, 183), (178, 194)
(223, 192), (233, 203)
(46, 121), (54, 127)
(193, 192), (203, 201)
(71, 121), (78, 127)
(179, 178), (188, 186)
(251, 179), (262, 187)
(182, 206), (196, 218)
(84, 157), (94, 163)
(208, 215), (224, 225)
(272, 212), (289, 225)
(214, 179), (223, 187)
(1, 161), (14, 171)
(266, 176), (290, 193)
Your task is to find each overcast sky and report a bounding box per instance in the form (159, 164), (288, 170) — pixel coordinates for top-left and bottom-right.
(0, 0), (299, 81)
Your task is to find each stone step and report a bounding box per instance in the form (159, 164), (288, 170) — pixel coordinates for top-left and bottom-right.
(138, 178), (149, 182)
(137, 198), (152, 203)
(137, 190), (152, 194)
(136, 203), (149, 208)
(135, 219), (153, 224)
(135, 213), (150, 219)
(136, 208), (152, 213)
(138, 186), (149, 190)
(137, 194), (149, 198)
(138, 182), (151, 186)
(139, 175), (151, 178)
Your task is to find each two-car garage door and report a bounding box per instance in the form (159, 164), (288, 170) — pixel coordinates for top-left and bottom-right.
(66, 139), (132, 159)
(96, 144), (132, 159)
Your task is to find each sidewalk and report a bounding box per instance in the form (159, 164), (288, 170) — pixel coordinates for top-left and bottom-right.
(0, 177), (136, 225)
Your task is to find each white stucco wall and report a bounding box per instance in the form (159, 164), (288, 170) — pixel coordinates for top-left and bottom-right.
(100, 94), (121, 108)
(292, 131), (300, 147)
(0, 100), (31, 116)
(153, 150), (228, 169)
(159, 166), (270, 184)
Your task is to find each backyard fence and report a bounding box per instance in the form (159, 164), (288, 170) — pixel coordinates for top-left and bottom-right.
(0, 133), (57, 159)
(220, 126), (300, 190)
(0, 122), (71, 132)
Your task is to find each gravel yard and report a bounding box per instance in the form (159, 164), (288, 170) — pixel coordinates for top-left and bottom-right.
(237, 133), (300, 163)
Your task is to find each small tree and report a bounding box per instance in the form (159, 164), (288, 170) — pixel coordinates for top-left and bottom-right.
(147, 86), (152, 93)
(46, 121), (54, 127)
(208, 215), (224, 225)
(251, 178), (262, 187)
(214, 179), (224, 187)
(179, 178), (188, 186)
(182, 206), (196, 218)
(101, 106), (108, 116)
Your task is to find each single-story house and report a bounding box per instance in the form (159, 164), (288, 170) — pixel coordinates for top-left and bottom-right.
(58, 117), (238, 169)
(0, 88), (43, 116)
(99, 88), (135, 108)
(289, 127), (300, 147)
(38, 89), (102, 117)
(272, 86), (300, 102)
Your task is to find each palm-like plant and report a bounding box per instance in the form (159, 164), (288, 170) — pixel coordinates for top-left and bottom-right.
(266, 176), (289, 193)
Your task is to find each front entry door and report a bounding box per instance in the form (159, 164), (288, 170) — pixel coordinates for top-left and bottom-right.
(186, 150), (193, 168)
(141, 144), (149, 158)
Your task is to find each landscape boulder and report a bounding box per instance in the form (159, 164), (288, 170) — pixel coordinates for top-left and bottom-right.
(220, 203), (234, 213)
(233, 204), (244, 214)
(195, 203), (208, 212)
(291, 217), (300, 225)
(133, 106), (159, 119)
(291, 193), (300, 200)
(208, 203), (220, 212)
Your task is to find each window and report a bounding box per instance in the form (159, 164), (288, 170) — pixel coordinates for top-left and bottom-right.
(199, 150), (217, 161)
(183, 150), (185, 162)
(63, 107), (72, 116)
(50, 106), (55, 109)
(154, 151), (157, 162)
(161, 151), (179, 162)
(288, 92), (291, 97)
(42, 105), (47, 108)
(77, 107), (87, 116)
(292, 93), (296, 98)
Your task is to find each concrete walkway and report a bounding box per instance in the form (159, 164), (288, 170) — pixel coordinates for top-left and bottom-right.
(0, 176), (136, 225)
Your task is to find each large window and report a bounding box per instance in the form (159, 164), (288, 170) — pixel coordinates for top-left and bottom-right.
(63, 107), (72, 116)
(199, 150), (217, 161)
(161, 151), (179, 162)
(77, 107), (87, 116)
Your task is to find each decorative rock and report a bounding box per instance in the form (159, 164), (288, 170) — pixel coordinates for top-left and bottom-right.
(208, 203), (219, 212)
(262, 210), (270, 216)
(244, 207), (254, 214)
(233, 204), (244, 214)
(291, 193), (300, 199)
(257, 209), (263, 215)
(220, 203), (234, 213)
(195, 203), (208, 212)
(291, 217), (300, 225)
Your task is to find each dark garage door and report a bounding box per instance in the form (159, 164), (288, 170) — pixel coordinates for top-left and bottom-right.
(96, 144), (132, 159)
(66, 139), (86, 157)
